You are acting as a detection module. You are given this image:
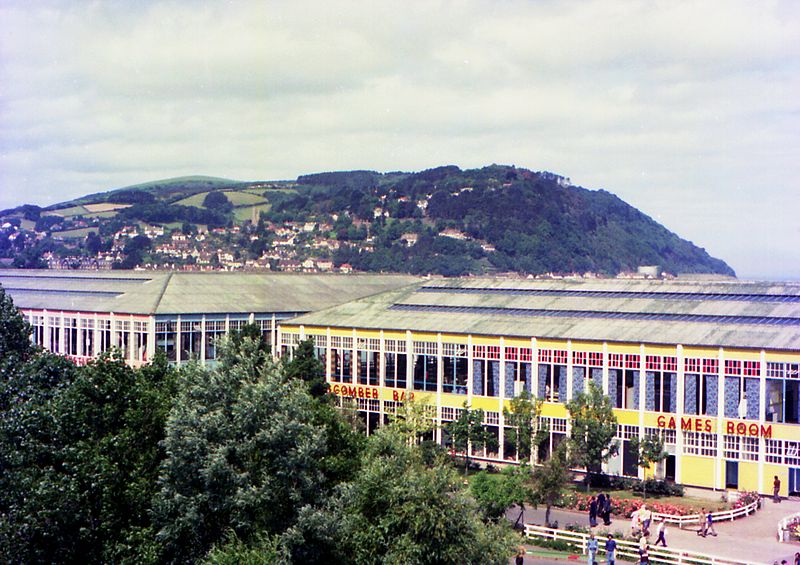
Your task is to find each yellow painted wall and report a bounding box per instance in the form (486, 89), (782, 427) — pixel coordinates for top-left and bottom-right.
(381, 330), (407, 340)
(614, 410), (640, 425)
(763, 464), (789, 496)
(439, 333), (469, 344)
(537, 338), (568, 349)
(571, 340), (605, 351)
(471, 335), (502, 346)
(643, 344), (679, 356)
(681, 455), (716, 488)
(682, 346), (719, 358)
(504, 337), (533, 347)
(471, 396), (502, 411)
(541, 403), (568, 418)
(606, 342), (640, 353)
(765, 351), (800, 363)
(737, 462), (759, 492)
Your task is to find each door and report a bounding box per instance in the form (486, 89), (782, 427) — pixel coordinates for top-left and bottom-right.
(665, 455), (676, 481)
(789, 468), (800, 496)
(622, 440), (638, 477)
(725, 460), (739, 489)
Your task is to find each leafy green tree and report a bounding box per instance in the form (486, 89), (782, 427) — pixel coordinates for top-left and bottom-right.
(566, 381), (618, 483)
(471, 466), (533, 525)
(504, 391), (547, 463)
(337, 428), (517, 564)
(446, 402), (494, 473)
(0, 286), (34, 368)
(531, 443), (571, 526)
(629, 434), (668, 499)
(203, 190), (234, 213)
(152, 337), (330, 564)
(282, 337), (327, 398)
(0, 351), (177, 564)
(389, 396), (435, 446)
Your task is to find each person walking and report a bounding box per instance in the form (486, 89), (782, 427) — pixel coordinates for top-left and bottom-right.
(587, 533), (599, 565)
(792, 552), (799, 565)
(774, 475), (782, 503)
(705, 510), (717, 537)
(603, 493), (613, 525)
(515, 546), (525, 565)
(654, 519), (667, 547)
(605, 534), (617, 565)
(597, 493), (607, 524)
(639, 543), (650, 565)
(589, 495), (598, 527)
(697, 508), (708, 537)
(640, 504), (652, 535)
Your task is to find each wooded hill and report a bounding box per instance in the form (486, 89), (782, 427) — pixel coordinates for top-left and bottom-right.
(0, 165), (734, 276)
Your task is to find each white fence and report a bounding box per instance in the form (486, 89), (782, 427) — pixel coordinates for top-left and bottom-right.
(652, 499), (760, 529)
(524, 523), (765, 565)
(777, 511), (800, 542)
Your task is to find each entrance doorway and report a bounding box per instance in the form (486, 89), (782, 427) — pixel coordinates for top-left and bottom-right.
(725, 460), (739, 489)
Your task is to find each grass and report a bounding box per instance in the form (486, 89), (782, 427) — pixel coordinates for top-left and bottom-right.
(20, 219), (36, 231)
(51, 227), (97, 239)
(174, 190), (267, 208)
(43, 205), (89, 218)
(84, 211), (119, 219)
(234, 203), (271, 223)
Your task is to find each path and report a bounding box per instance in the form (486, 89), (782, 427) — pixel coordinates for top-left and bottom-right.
(508, 498), (800, 564)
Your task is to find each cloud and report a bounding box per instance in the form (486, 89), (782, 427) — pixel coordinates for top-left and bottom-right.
(0, 0), (798, 278)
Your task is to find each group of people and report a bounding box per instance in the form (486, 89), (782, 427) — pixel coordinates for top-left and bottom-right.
(586, 533), (617, 565)
(588, 493), (613, 527)
(695, 507), (718, 538)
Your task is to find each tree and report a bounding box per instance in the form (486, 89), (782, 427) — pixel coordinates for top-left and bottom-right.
(203, 191), (233, 213)
(152, 336), (331, 564)
(446, 403), (494, 474)
(629, 433), (668, 499)
(504, 391), (547, 464)
(471, 465), (533, 526)
(531, 443), (571, 527)
(0, 286), (34, 367)
(566, 381), (618, 485)
(282, 338), (327, 398)
(0, 351), (177, 564)
(336, 428), (517, 564)
(389, 396), (435, 446)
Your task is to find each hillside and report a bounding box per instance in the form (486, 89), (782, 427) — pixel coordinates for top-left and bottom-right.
(0, 165), (734, 277)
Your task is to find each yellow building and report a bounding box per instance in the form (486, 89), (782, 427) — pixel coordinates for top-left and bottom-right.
(279, 277), (800, 496)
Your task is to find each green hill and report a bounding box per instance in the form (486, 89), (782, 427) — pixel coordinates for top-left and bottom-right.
(0, 165), (735, 276)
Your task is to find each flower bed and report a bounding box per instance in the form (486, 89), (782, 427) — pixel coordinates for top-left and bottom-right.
(732, 490), (760, 510)
(558, 492), (698, 517)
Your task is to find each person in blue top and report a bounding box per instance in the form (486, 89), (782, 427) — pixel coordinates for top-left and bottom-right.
(587, 533), (599, 565)
(605, 534), (617, 565)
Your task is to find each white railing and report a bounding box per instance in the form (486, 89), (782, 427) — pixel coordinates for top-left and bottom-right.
(777, 511), (800, 543)
(524, 523), (766, 565)
(652, 499), (760, 529)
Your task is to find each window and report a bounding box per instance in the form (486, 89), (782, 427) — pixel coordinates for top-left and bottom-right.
(684, 358), (719, 416)
(330, 336), (353, 383)
(413, 341), (438, 392)
(765, 438), (782, 464)
(724, 435), (740, 460)
(485, 411), (500, 425)
(506, 346), (533, 397)
(741, 437), (759, 462)
(180, 320), (201, 361)
(538, 349), (567, 402)
(384, 339), (408, 388)
(442, 343), (468, 395)
(474, 345), (500, 397)
(357, 338), (380, 386)
(155, 321), (176, 361)
(684, 431), (715, 456)
(646, 355), (676, 413)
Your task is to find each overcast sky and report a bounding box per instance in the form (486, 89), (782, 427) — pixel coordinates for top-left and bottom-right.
(1, 1), (798, 279)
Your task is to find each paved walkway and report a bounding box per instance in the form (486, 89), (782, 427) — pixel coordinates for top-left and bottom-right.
(509, 498), (800, 564)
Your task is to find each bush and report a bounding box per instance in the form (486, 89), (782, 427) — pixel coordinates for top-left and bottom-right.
(632, 479), (684, 497)
(528, 538), (575, 552)
(585, 473), (635, 490)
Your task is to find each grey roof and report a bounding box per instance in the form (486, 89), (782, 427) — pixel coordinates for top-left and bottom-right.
(0, 270), (421, 315)
(287, 277), (800, 351)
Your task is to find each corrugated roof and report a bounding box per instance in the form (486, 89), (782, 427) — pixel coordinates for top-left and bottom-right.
(0, 270), (421, 315)
(288, 278), (800, 351)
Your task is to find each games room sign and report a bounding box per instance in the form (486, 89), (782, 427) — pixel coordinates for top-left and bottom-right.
(656, 415), (772, 438)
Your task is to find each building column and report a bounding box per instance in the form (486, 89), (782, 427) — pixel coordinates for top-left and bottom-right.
(175, 315), (182, 364)
(436, 333), (443, 445)
(758, 349), (767, 493)
(675, 344), (685, 485)
(602, 342), (609, 395)
(128, 315), (135, 365)
(715, 347), (725, 490)
(467, 335), (474, 406)
(405, 330), (413, 394)
(146, 316), (156, 362)
(638, 344), (646, 481)
(498, 337), (505, 460)
(566, 340), (574, 401)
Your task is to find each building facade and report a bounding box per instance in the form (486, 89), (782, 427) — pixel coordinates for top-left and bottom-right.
(278, 278), (800, 497)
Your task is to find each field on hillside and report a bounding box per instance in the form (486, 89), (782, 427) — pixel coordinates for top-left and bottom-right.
(234, 203), (271, 223)
(174, 190), (267, 208)
(44, 205), (88, 218)
(84, 203), (131, 213)
(52, 227), (97, 239)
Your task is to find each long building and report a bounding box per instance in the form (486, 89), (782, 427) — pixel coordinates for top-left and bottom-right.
(2, 270), (799, 496)
(0, 269), (419, 367)
(278, 277), (800, 497)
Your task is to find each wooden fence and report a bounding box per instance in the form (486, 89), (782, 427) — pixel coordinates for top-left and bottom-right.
(523, 523), (766, 565)
(652, 499), (760, 529)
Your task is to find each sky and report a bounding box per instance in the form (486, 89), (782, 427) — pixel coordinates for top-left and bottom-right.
(0, 1), (798, 280)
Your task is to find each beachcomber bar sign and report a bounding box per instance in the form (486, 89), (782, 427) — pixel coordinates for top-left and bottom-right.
(656, 415), (773, 438)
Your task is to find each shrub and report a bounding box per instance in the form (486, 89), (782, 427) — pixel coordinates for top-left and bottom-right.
(632, 479), (684, 497)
